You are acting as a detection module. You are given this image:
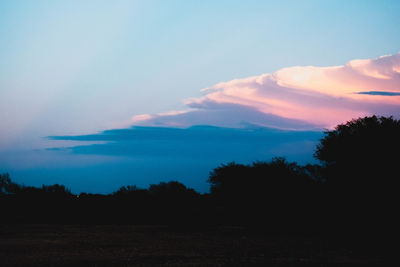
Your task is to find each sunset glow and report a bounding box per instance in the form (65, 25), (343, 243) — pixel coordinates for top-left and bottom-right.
(132, 53), (400, 129)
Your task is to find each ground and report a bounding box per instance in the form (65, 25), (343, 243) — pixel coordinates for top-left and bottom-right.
(0, 224), (383, 266)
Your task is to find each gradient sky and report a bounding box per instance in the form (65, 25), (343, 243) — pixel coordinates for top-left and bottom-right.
(0, 0), (399, 193)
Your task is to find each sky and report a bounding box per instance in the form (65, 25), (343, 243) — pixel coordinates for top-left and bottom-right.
(0, 0), (399, 193)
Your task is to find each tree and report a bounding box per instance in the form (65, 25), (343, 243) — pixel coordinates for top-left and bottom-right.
(0, 173), (20, 195)
(315, 115), (400, 192)
(149, 181), (199, 202)
(0, 173), (12, 195)
(314, 113), (399, 234)
(113, 185), (140, 196)
(207, 161), (250, 199)
(207, 158), (316, 205)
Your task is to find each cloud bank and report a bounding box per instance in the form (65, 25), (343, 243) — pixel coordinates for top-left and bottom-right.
(50, 126), (322, 192)
(133, 53), (400, 129)
(51, 126), (321, 161)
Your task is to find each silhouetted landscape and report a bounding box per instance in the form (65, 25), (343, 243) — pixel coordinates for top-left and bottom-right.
(1, 116), (397, 266)
(1, 1), (399, 264)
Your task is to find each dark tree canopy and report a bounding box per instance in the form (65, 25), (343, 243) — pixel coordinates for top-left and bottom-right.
(0, 173), (20, 195)
(0, 173), (12, 195)
(207, 157), (319, 208)
(315, 115), (400, 191)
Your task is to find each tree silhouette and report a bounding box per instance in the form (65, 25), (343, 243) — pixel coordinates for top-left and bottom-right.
(0, 173), (20, 195)
(206, 158), (323, 227)
(41, 184), (72, 196)
(207, 161), (250, 201)
(315, 115), (400, 191)
(208, 158), (317, 201)
(314, 116), (399, 230)
(0, 173), (12, 195)
(148, 181), (199, 206)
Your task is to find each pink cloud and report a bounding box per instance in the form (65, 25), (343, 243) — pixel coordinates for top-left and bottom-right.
(132, 52), (400, 129)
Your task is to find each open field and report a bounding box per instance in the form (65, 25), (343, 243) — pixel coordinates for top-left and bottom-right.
(0, 224), (384, 266)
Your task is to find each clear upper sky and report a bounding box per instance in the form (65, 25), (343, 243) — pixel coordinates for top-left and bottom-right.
(0, 1), (399, 192)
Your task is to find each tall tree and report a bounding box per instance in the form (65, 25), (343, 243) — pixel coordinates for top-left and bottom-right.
(315, 116), (400, 191)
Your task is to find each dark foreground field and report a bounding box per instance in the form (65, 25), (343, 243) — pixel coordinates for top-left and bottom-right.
(0, 224), (384, 266)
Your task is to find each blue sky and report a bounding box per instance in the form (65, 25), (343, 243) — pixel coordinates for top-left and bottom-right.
(0, 0), (399, 192)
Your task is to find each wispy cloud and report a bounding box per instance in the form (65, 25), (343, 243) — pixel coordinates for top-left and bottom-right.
(356, 91), (400, 96)
(132, 53), (400, 129)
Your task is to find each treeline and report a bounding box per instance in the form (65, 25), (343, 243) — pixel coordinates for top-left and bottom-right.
(0, 176), (205, 225)
(1, 116), (398, 233)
